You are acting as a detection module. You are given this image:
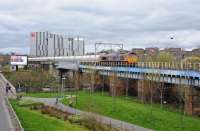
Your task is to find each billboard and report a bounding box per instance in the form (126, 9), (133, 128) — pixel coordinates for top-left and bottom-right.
(11, 55), (28, 66)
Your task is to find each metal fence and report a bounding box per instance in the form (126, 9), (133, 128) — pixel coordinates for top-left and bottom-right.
(137, 62), (200, 71)
(80, 61), (200, 72)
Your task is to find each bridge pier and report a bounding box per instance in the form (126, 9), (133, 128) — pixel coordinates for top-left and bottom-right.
(137, 80), (163, 102)
(49, 63), (54, 75)
(73, 70), (82, 90)
(128, 80), (138, 96)
(90, 70), (105, 92)
(81, 72), (91, 89)
(184, 86), (200, 116)
(185, 87), (193, 115)
(109, 73), (125, 96)
(137, 80), (148, 102)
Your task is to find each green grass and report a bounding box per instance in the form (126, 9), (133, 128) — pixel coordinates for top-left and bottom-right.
(23, 91), (200, 131)
(59, 91), (200, 131)
(2, 64), (10, 72)
(10, 99), (88, 131)
(23, 92), (60, 98)
(18, 99), (43, 107)
(23, 91), (78, 98)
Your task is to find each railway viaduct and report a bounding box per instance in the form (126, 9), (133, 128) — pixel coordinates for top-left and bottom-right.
(28, 56), (200, 115)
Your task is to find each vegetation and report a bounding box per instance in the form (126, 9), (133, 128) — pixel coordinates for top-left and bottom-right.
(23, 92), (61, 98)
(18, 99), (43, 107)
(10, 99), (88, 131)
(59, 91), (200, 131)
(10, 99), (119, 131)
(182, 56), (200, 63)
(40, 105), (119, 131)
(23, 91), (200, 131)
(2, 64), (10, 72)
(0, 55), (10, 66)
(141, 52), (175, 62)
(155, 52), (175, 62)
(3, 68), (59, 91)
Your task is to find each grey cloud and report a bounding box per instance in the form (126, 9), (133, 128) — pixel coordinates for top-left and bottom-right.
(0, 0), (200, 54)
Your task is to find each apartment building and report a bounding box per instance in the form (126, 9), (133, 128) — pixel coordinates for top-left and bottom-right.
(30, 32), (85, 57)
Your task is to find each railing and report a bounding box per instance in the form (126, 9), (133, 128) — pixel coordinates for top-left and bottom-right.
(137, 62), (200, 72)
(80, 61), (200, 72)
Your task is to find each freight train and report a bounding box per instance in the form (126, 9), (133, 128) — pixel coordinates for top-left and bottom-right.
(97, 52), (138, 66)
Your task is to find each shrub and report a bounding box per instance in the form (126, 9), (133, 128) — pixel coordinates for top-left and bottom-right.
(40, 105), (71, 120)
(68, 115), (83, 124)
(80, 115), (120, 131)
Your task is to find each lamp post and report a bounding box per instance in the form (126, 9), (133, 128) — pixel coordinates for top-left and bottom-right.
(61, 77), (66, 98)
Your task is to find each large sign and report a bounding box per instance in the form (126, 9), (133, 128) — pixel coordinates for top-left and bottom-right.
(11, 55), (28, 66)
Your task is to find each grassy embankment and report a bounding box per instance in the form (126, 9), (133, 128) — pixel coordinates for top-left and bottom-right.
(24, 91), (200, 131)
(10, 99), (88, 131)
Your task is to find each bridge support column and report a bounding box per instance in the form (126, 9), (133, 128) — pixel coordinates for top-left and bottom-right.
(91, 70), (102, 92)
(78, 71), (101, 91)
(81, 72), (91, 89)
(49, 63), (54, 75)
(137, 80), (151, 102)
(137, 79), (163, 103)
(129, 80), (138, 96)
(184, 87), (193, 115)
(73, 70), (82, 90)
(184, 86), (200, 116)
(109, 73), (125, 96)
(192, 88), (200, 116)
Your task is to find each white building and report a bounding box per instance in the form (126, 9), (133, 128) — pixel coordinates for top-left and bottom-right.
(30, 32), (85, 57)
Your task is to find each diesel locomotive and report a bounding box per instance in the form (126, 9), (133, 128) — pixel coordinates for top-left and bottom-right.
(98, 52), (138, 66)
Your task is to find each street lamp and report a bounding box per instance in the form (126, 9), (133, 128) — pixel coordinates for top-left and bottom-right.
(61, 77), (66, 98)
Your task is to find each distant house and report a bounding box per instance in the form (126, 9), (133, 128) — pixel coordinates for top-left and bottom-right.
(162, 48), (184, 60)
(191, 48), (200, 56)
(145, 47), (159, 56)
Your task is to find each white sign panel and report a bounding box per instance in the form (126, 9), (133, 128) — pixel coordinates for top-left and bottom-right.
(11, 56), (28, 65)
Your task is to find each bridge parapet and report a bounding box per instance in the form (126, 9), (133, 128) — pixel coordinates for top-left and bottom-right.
(81, 61), (200, 72)
(137, 62), (200, 72)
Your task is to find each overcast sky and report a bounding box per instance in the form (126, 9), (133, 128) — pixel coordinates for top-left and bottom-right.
(0, 0), (200, 54)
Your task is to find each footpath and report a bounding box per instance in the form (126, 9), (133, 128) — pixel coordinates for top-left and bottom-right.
(0, 74), (23, 131)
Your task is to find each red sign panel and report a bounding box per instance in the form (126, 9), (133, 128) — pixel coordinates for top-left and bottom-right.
(31, 32), (36, 37)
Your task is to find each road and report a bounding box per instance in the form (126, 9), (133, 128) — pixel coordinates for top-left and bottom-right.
(0, 77), (13, 131)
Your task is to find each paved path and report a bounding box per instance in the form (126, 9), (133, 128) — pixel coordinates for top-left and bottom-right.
(23, 97), (153, 131)
(0, 77), (13, 131)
